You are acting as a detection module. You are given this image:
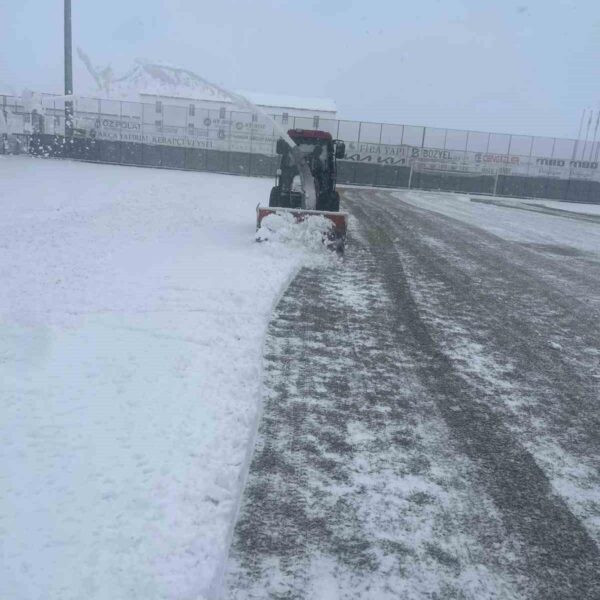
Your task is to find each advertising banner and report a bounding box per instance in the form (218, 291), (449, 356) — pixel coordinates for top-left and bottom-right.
(3, 94), (599, 184)
(343, 141), (600, 182)
(75, 111), (279, 154)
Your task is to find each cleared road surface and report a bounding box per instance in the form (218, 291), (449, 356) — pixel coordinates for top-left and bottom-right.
(224, 189), (600, 600)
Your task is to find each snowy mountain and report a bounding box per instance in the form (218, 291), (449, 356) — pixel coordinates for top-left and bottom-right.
(77, 55), (337, 115)
(81, 57), (231, 103)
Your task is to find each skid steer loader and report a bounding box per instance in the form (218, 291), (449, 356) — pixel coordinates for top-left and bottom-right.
(256, 129), (348, 251)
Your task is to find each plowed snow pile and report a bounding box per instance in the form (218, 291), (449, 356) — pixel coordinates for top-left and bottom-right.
(0, 156), (329, 600)
(256, 211), (335, 256)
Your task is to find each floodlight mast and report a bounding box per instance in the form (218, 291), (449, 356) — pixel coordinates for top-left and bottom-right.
(64, 0), (73, 137)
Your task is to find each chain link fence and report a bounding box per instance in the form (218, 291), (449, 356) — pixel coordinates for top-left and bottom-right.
(2, 93), (599, 203)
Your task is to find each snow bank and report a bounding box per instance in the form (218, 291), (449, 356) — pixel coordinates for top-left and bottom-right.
(395, 190), (600, 256)
(519, 198), (600, 216)
(0, 156), (327, 600)
(256, 211), (336, 256)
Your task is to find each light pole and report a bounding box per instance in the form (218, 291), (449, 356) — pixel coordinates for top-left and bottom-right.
(64, 0), (73, 137)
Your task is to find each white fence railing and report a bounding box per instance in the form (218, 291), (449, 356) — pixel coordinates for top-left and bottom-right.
(3, 92), (600, 184)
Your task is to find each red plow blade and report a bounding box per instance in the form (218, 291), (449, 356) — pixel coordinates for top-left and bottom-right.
(256, 205), (348, 252)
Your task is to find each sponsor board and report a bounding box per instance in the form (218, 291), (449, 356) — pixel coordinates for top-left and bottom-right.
(344, 142), (600, 182)
(8, 100), (599, 182)
(75, 113), (278, 154)
(344, 141), (410, 166)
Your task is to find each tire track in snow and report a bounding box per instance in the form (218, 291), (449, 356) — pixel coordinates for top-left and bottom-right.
(360, 190), (600, 545)
(344, 189), (600, 600)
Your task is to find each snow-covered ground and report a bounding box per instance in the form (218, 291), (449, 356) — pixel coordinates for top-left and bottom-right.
(468, 193), (600, 216)
(0, 156), (331, 600)
(518, 198), (600, 216)
(394, 190), (600, 255)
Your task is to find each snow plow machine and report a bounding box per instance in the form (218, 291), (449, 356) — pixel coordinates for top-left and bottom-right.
(256, 129), (348, 252)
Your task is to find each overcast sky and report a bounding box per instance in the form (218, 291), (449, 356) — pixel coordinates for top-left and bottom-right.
(1, 0), (599, 138)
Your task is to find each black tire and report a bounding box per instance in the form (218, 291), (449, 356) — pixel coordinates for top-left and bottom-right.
(269, 186), (282, 208)
(290, 192), (303, 209)
(315, 193), (326, 212)
(328, 191), (340, 212)
(316, 191), (338, 212)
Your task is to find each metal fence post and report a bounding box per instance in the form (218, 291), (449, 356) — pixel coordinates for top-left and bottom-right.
(248, 111), (253, 176)
(528, 136), (534, 159)
(1, 96), (6, 155)
(64, 0), (74, 138)
(119, 101), (124, 164)
(228, 109), (233, 174)
(525, 136), (534, 185)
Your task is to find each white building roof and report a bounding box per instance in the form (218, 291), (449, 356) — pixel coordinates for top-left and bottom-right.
(235, 91), (337, 114)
